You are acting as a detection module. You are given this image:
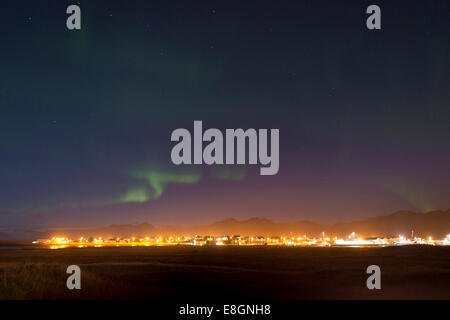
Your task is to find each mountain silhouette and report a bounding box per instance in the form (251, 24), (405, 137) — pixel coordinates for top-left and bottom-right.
(23, 209), (450, 240)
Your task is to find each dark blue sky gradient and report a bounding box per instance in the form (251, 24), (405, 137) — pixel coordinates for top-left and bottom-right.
(0, 0), (449, 228)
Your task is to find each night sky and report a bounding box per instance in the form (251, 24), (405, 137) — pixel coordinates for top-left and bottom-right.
(1, 0), (449, 230)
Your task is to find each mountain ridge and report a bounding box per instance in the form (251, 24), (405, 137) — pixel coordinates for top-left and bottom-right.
(20, 208), (450, 240)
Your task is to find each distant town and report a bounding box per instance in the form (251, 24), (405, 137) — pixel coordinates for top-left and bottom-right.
(34, 232), (450, 249)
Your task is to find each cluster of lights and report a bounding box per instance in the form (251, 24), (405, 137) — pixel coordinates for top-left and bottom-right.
(32, 233), (450, 249)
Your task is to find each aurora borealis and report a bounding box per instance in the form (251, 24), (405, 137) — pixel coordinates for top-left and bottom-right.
(0, 0), (449, 232)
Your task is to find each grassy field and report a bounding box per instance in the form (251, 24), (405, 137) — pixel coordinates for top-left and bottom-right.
(0, 245), (449, 300)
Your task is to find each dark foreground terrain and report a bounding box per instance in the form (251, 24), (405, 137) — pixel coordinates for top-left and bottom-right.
(0, 245), (449, 300)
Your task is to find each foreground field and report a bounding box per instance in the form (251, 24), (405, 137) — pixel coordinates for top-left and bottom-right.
(0, 246), (449, 300)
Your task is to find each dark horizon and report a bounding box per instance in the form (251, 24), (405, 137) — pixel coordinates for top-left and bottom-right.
(2, 208), (450, 242)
